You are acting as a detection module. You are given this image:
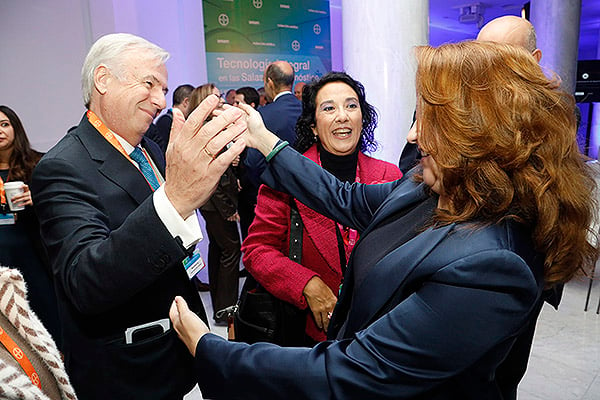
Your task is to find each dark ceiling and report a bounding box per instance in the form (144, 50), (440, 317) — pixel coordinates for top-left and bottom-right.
(429, 0), (600, 59)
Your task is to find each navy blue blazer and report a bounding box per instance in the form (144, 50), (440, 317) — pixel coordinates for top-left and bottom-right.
(31, 115), (206, 400)
(195, 146), (545, 400)
(243, 93), (302, 187)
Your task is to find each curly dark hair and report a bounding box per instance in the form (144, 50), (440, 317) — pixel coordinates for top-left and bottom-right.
(295, 72), (378, 154)
(0, 105), (42, 182)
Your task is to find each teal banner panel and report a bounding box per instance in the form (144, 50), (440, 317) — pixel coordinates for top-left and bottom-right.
(203, 0), (331, 90)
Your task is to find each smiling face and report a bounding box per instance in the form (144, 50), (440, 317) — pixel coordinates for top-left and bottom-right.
(311, 82), (362, 156)
(94, 49), (168, 145)
(0, 111), (15, 154)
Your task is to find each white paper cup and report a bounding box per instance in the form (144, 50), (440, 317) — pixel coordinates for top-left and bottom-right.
(4, 181), (25, 211)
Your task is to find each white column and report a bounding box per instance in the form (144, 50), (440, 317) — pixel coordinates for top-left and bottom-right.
(341, 0), (429, 164)
(588, 38), (600, 159)
(530, 0), (581, 94)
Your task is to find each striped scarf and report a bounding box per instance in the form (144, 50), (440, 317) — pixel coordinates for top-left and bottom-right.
(0, 267), (77, 400)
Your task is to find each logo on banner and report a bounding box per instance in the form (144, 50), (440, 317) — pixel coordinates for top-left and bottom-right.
(291, 40), (300, 51)
(218, 14), (229, 26)
(253, 0), (263, 9)
(313, 24), (321, 35)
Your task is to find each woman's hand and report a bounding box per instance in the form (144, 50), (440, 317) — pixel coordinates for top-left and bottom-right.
(169, 296), (210, 356)
(227, 211), (240, 222)
(11, 184), (33, 207)
(236, 104), (280, 156)
(303, 276), (337, 333)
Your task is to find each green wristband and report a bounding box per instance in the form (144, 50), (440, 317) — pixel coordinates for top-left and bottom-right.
(265, 140), (289, 162)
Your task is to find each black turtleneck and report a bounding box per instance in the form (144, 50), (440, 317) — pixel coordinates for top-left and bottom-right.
(318, 144), (358, 183)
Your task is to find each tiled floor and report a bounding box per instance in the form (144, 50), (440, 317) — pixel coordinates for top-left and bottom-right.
(199, 275), (600, 399)
(519, 276), (600, 400)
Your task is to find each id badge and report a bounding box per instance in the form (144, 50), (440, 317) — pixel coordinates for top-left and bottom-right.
(0, 213), (16, 225)
(182, 249), (205, 279)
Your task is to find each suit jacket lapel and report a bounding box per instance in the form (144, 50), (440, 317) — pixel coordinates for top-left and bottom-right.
(296, 146), (341, 270)
(345, 224), (453, 334)
(141, 136), (166, 176)
(76, 116), (153, 205)
(330, 179), (430, 336)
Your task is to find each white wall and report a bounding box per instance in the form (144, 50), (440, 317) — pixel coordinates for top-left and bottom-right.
(1, 0), (344, 153)
(2, 0), (209, 152)
(2, 0), (90, 151)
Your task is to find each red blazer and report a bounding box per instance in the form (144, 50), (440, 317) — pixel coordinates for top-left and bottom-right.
(242, 145), (402, 341)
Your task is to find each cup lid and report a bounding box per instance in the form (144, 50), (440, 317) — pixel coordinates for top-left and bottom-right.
(3, 181), (24, 189)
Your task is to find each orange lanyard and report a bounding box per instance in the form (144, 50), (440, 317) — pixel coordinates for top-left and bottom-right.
(86, 111), (161, 191)
(0, 177), (5, 206)
(0, 325), (42, 389)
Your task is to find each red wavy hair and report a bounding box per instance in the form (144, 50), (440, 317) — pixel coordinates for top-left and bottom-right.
(415, 41), (598, 286)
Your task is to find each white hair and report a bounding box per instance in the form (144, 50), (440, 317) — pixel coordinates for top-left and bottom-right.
(81, 33), (169, 107)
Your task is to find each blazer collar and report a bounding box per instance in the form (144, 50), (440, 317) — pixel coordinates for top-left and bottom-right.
(75, 115), (157, 205)
(297, 146), (341, 270)
(300, 146), (392, 271)
(344, 223), (453, 335)
(330, 179), (432, 335)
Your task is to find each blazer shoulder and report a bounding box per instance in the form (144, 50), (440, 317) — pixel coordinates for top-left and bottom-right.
(359, 154), (402, 182)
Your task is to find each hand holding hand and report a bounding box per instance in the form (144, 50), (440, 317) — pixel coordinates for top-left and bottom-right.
(169, 296), (210, 357)
(303, 276), (337, 332)
(164, 95), (247, 218)
(236, 104), (280, 156)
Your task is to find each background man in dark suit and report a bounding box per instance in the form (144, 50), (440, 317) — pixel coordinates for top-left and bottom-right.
(240, 62), (302, 236)
(31, 33), (246, 400)
(146, 83), (194, 154)
(243, 61), (302, 188)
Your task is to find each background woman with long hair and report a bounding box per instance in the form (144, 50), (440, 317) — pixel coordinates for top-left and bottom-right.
(0, 105), (61, 347)
(190, 84), (242, 326)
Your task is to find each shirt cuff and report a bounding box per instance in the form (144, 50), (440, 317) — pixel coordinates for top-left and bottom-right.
(153, 185), (202, 249)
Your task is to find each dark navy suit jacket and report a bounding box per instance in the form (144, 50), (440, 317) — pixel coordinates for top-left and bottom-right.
(31, 115), (206, 400)
(195, 146), (545, 400)
(243, 93), (302, 187)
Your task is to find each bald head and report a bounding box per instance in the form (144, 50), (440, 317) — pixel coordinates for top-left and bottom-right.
(264, 61), (295, 101)
(477, 15), (541, 62)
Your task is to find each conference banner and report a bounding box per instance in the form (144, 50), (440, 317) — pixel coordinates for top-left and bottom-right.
(202, 0), (332, 92)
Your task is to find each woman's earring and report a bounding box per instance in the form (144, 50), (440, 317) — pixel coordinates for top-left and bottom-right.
(314, 135), (319, 142)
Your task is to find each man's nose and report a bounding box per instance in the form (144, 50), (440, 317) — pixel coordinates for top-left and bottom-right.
(152, 88), (167, 110)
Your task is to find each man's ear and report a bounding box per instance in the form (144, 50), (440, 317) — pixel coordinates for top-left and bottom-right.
(94, 65), (110, 95)
(532, 48), (542, 63)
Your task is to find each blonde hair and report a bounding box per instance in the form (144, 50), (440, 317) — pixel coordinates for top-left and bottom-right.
(188, 83), (218, 119)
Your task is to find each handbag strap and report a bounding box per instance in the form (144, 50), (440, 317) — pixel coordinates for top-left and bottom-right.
(289, 199), (303, 264)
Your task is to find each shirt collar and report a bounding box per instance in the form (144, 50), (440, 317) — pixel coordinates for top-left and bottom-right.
(273, 91), (293, 102)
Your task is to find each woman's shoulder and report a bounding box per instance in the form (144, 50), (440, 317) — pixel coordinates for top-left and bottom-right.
(359, 153), (402, 182)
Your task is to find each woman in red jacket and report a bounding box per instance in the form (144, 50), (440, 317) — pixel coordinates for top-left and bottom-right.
(241, 72), (402, 343)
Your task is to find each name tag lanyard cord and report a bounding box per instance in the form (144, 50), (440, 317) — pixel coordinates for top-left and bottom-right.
(87, 110), (161, 191)
(0, 326), (42, 389)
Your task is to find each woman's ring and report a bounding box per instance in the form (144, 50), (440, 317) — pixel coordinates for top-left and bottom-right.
(203, 147), (216, 160)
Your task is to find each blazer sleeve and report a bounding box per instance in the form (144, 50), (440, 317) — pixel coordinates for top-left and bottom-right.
(31, 157), (189, 315)
(261, 146), (398, 232)
(242, 186), (319, 309)
(194, 249), (540, 400)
